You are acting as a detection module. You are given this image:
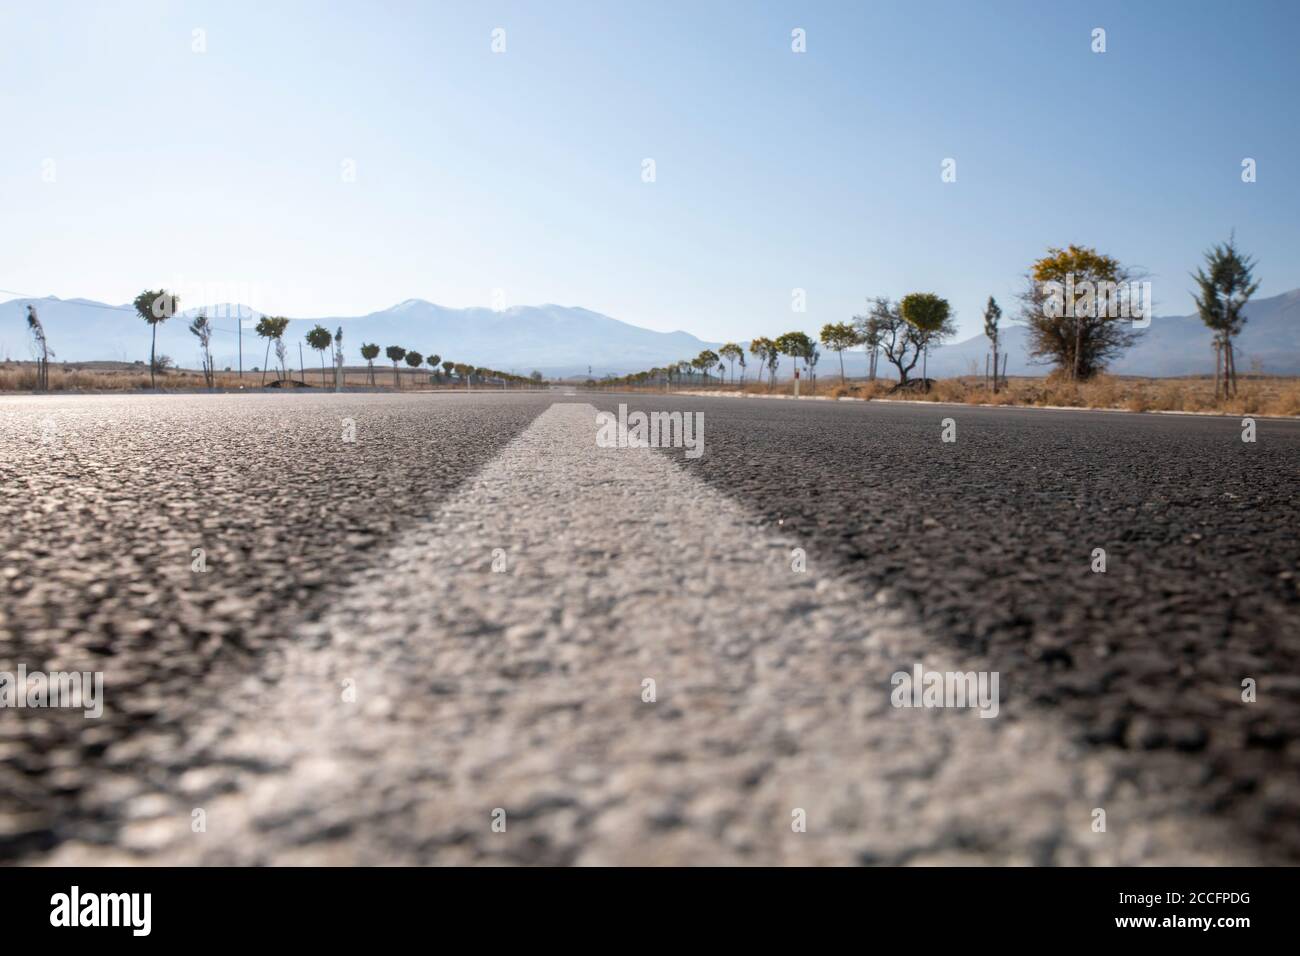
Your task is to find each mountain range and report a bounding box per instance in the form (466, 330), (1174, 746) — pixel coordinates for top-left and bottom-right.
(3, 290), (1298, 378)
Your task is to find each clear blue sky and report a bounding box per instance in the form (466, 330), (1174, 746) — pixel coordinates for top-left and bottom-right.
(2, 0), (1296, 341)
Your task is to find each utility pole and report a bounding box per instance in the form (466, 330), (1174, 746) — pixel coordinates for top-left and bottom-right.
(299, 342), (305, 382)
(238, 318), (243, 379)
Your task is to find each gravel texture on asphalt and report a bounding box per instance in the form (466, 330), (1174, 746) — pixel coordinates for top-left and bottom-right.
(2, 390), (1296, 864)
(593, 393), (1300, 860)
(0, 391), (549, 860)
(34, 403), (1254, 865)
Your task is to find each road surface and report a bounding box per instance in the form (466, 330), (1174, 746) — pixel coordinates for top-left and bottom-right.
(1, 391), (1296, 864)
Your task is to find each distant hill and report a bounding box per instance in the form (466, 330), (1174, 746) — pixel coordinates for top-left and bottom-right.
(3, 290), (1298, 378)
(0, 298), (718, 378)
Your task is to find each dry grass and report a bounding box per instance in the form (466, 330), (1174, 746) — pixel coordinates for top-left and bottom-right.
(0, 365), (240, 391)
(636, 373), (1300, 417)
(830, 373), (1300, 417)
(0, 362), (475, 393)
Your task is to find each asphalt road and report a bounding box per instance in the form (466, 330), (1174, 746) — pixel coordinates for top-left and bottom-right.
(1, 390), (1296, 864)
(0, 392), (546, 860)
(593, 393), (1300, 859)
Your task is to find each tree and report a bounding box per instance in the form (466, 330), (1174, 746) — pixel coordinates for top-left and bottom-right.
(899, 293), (956, 389)
(385, 345), (407, 389)
(255, 316), (290, 384)
(820, 322), (861, 384)
(442, 360), (455, 380)
(1192, 234), (1260, 399)
(692, 349), (720, 384)
(719, 343), (744, 384)
(426, 353), (441, 383)
(26, 305), (52, 391)
(134, 289), (179, 388)
(764, 345), (779, 385)
(404, 351), (424, 384)
(530, 370), (544, 384)
(869, 297), (918, 386)
(360, 343), (380, 385)
(853, 312), (883, 381)
(189, 312), (215, 388)
(1019, 245), (1143, 380)
(749, 337), (774, 388)
(305, 325), (333, 386)
(774, 331), (813, 385)
(982, 296), (1003, 392)
(867, 295), (954, 388)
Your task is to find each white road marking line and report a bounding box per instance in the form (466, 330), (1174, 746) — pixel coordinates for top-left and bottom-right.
(47, 403), (1249, 864)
